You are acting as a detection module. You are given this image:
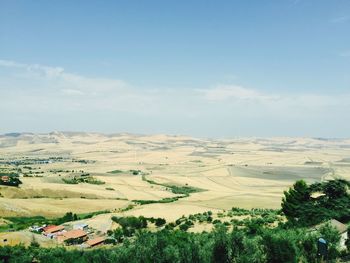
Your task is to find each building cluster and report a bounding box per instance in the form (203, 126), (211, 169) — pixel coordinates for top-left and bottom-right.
(0, 175), (10, 183)
(29, 223), (105, 248)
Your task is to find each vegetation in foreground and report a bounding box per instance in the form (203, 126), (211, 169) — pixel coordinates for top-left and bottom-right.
(0, 222), (348, 263)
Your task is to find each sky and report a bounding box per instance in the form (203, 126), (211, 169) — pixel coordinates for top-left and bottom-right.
(0, 0), (350, 138)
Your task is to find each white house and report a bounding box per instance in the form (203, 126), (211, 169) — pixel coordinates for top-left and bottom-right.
(313, 219), (348, 250)
(73, 223), (88, 231)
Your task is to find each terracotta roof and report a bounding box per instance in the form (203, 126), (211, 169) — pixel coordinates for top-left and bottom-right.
(1, 176), (9, 181)
(44, 225), (65, 234)
(43, 225), (55, 232)
(86, 237), (105, 247)
(62, 229), (87, 239)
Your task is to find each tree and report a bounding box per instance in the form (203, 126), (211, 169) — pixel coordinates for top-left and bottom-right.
(238, 236), (266, 263)
(282, 179), (350, 226)
(323, 179), (349, 199)
(282, 180), (310, 222)
(29, 235), (40, 248)
(263, 230), (298, 263)
(212, 225), (230, 263)
(155, 218), (166, 227)
(230, 227), (245, 259)
(113, 228), (124, 242)
(298, 232), (318, 263)
(318, 223), (341, 261)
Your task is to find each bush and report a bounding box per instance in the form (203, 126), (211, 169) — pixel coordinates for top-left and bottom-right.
(179, 223), (190, 231)
(112, 216), (148, 237)
(318, 223), (341, 260)
(155, 218), (166, 227)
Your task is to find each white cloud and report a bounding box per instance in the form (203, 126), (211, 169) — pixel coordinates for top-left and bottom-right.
(0, 59), (349, 137)
(0, 60), (26, 68)
(0, 59), (129, 97)
(0, 60), (64, 78)
(198, 85), (278, 102)
(0, 59), (157, 114)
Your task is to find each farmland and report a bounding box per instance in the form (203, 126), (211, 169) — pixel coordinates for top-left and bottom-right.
(0, 132), (350, 249)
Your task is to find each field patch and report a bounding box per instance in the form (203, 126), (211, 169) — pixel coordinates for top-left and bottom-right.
(228, 165), (331, 182)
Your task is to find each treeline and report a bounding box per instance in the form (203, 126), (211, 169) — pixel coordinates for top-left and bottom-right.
(62, 176), (105, 185)
(141, 175), (204, 196)
(0, 223), (346, 263)
(109, 216), (166, 240)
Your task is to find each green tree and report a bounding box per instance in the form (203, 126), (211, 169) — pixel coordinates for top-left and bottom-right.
(29, 235), (40, 248)
(318, 223), (341, 261)
(155, 218), (166, 227)
(230, 227), (245, 259)
(282, 179), (350, 225)
(238, 236), (266, 263)
(212, 225), (230, 263)
(282, 180), (310, 222)
(323, 179), (349, 199)
(263, 230), (298, 263)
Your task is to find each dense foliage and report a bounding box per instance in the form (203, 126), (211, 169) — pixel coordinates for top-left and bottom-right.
(110, 216), (167, 238)
(282, 179), (350, 225)
(62, 176), (105, 185)
(0, 223), (345, 263)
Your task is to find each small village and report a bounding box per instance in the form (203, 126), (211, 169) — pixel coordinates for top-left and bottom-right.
(29, 222), (105, 248)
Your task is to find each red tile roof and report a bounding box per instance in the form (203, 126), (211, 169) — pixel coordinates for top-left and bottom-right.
(62, 229), (87, 239)
(1, 176), (9, 182)
(86, 236), (105, 247)
(43, 225), (55, 232)
(44, 225), (65, 234)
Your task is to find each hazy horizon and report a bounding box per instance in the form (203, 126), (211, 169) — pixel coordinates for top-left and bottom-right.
(1, 131), (350, 141)
(1, 1), (350, 137)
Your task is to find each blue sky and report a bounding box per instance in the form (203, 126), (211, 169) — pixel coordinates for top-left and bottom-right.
(0, 0), (350, 137)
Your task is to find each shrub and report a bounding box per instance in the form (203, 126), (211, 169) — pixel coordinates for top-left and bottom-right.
(155, 218), (166, 227)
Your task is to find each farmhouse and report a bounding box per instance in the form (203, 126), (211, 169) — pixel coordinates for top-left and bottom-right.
(29, 225), (45, 232)
(86, 236), (105, 247)
(43, 225), (65, 235)
(0, 176), (9, 182)
(73, 223), (88, 231)
(57, 229), (87, 244)
(313, 219), (348, 250)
